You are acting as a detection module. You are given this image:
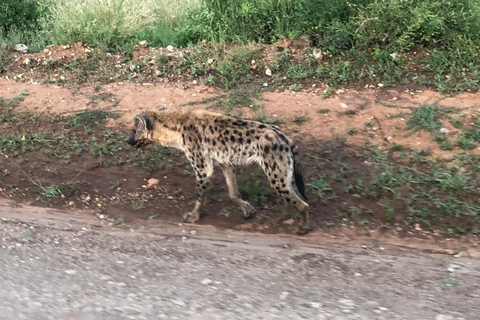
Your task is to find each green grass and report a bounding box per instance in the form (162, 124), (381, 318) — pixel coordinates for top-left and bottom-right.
(67, 110), (118, 131)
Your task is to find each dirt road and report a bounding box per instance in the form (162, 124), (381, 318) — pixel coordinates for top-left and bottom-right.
(0, 202), (478, 320)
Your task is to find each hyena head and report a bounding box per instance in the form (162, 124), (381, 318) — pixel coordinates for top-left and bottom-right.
(127, 114), (154, 148)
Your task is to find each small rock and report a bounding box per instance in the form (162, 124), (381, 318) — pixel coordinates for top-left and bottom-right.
(192, 80), (198, 85)
(172, 300), (185, 307)
(15, 44), (28, 53)
(275, 38), (292, 50)
(354, 272), (362, 277)
(435, 315), (455, 320)
(68, 201), (75, 207)
(181, 236), (187, 241)
(139, 40), (148, 47)
(396, 227), (402, 232)
(201, 279), (213, 285)
(279, 292), (290, 300)
(414, 223), (422, 231)
(312, 48), (323, 61)
(390, 52), (399, 59)
(378, 83), (384, 88)
(338, 299), (356, 309)
(263, 82), (268, 87)
(65, 270), (77, 275)
(378, 307), (389, 311)
(309, 302), (322, 309)
(448, 264), (460, 272)
(439, 128), (450, 134)
(190, 230), (197, 235)
(147, 178), (159, 187)
(265, 68), (272, 76)
(340, 103), (348, 109)
(166, 45), (174, 52)
(282, 218), (295, 225)
(207, 58), (214, 64)
(167, 51), (184, 59)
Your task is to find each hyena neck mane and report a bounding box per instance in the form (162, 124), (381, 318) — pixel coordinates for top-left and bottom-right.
(143, 110), (188, 149)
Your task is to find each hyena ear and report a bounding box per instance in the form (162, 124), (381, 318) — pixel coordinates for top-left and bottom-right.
(142, 115), (153, 131)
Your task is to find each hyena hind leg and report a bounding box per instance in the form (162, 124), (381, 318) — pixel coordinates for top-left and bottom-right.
(221, 166), (255, 218)
(265, 169), (311, 234)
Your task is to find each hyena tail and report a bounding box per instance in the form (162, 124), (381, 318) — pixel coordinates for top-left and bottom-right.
(292, 146), (308, 202)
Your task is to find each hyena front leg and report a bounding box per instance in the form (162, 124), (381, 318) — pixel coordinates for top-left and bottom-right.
(183, 157), (214, 223)
(221, 165), (255, 218)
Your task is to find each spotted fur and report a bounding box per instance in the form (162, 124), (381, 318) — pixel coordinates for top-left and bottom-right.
(127, 109), (310, 234)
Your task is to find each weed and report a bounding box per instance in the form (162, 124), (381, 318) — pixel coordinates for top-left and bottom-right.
(406, 105), (441, 133)
(239, 173), (273, 208)
(347, 126), (357, 135)
(19, 227), (35, 241)
(458, 136), (476, 150)
(380, 201), (395, 221)
(309, 176), (332, 202)
(322, 88), (334, 99)
(41, 184), (64, 198)
(132, 202), (145, 211)
(292, 114), (309, 125)
(67, 110), (118, 131)
(439, 278), (460, 288)
(318, 108), (330, 114)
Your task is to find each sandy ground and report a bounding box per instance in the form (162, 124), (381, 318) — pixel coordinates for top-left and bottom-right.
(0, 201), (479, 320)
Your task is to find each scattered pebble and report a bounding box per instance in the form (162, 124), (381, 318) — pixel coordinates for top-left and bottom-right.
(65, 270), (77, 275)
(279, 292), (290, 300)
(201, 279), (213, 285)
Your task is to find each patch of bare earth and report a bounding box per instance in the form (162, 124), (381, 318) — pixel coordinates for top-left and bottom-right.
(1, 78), (480, 250)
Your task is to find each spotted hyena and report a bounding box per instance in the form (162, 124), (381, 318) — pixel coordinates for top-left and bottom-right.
(127, 109), (310, 234)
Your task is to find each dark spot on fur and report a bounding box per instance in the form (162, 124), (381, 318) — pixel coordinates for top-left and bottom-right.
(189, 137), (192, 142)
(264, 146), (270, 153)
(284, 146), (289, 152)
(212, 140), (217, 146)
(272, 144), (278, 151)
(255, 136), (260, 140)
(230, 136), (236, 142)
(238, 137), (244, 144)
(271, 179), (276, 184)
(246, 131), (250, 137)
(279, 145), (283, 151)
(258, 124), (266, 129)
(280, 178), (284, 183)
(247, 139), (251, 144)
(279, 155), (283, 161)
(286, 198), (291, 203)
(225, 129), (230, 135)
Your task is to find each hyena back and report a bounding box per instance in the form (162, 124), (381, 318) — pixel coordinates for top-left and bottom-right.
(127, 109), (310, 234)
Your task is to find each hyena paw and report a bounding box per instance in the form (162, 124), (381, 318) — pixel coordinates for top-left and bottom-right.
(295, 224), (311, 235)
(183, 212), (199, 223)
(242, 202), (256, 219)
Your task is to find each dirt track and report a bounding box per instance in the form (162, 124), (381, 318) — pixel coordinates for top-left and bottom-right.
(0, 201), (479, 320)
